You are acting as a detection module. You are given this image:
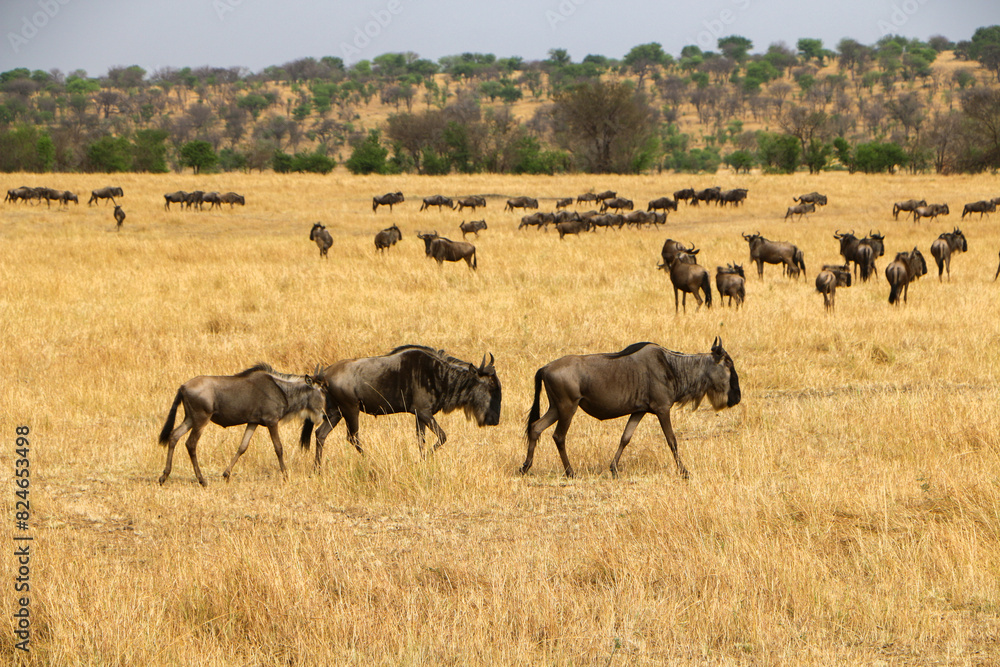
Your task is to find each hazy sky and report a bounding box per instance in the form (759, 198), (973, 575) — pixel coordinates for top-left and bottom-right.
(0, 0), (994, 77)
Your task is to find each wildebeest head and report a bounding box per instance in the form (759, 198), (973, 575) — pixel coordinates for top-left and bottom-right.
(950, 227), (968, 252)
(465, 353), (502, 427)
(310, 222), (326, 241)
(417, 230), (440, 254)
(707, 337), (741, 410)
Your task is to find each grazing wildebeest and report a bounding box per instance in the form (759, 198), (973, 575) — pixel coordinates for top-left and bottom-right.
(794, 192), (828, 206)
(158, 363), (327, 486)
(886, 248), (928, 305)
(184, 191), (205, 210)
(374, 224), (402, 251)
(201, 191), (223, 210)
(576, 193), (598, 204)
(504, 196), (539, 212)
(673, 188), (696, 205)
(459, 219), (487, 238)
(912, 203), (949, 223)
(784, 202), (816, 220)
(88, 186), (123, 206)
(695, 186), (722, 206)
(419, 195), (454, 212)
(961, 200), (995, 219)
(743, 232), (806, 279)
(112, 203), (125, 231)
(815, 264), (852, 312)
(555, 197), (573, 209)
(219, 192), (245, 208)
(719, 188), (748, 207)
(417, 231), (477, 269)
(892, 199), (926, 220)
(373, 191), (404, 213)
(716, 264), (746, 308)
(556, 219), (592, 239)
(310, 222), (333, 258)
(522, 338), (740, 479)
(311, 345), (501, 463)
(456, 195), (486, 212)
(659, 239), (699, 268)
(648, 196), (679, 213)
(164, 191), (188, 210)
(930, 228), (967, 281)
(660, 254), (712, 313)
(594, 190), (617, 203)
(600, 197), (634, 213)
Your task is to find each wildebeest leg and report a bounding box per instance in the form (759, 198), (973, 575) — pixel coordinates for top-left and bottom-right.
(342, 406), (363, 455)
(184, 424), (208, 487)
(158, 418), (193, 485)
(693, 291), (703, 311)
(426, 416), (447, 453)
(674, 287), (680, 313)
(265, 423), (288, 479)
(552, 409), (578, 478)
(313, 410), (348, 468)
(609, 412), (645, 479)
(655, 411), (689, 479)
(222, 424), (257, 480)
(522, 406), (560, 474)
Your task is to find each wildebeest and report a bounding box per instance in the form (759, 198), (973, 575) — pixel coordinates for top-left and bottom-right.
(522, 338), (740, 479)
(113, 204), (125, 231)
(594, 190), (617, 203)
(456, 195), (486, 212)
(576, 193), (599, 204)
(504, 196), (539, 212)
(815, 264), (852, 312)
(555, 197), (573, 209)
(164, 191), (188, 210)
(554, 210), (581, 223)
(419, 195), (455, 212)
(88, 186), (123, 206)
(719, 188), (748, 207)
(373, 191), (404, 213)
(836, 230), (885, 282)
(158, 363), (327, 486)
(374, 224), (402, 251)
(220, 192), (245, 208)
(184, 191), (205, 210)
(930, 228), (967, 281)
(648, 196), (679, 213)
(695, 186), (722, 206)
(794, 192), (828, 206)
(201, 192), (223, 210)
(715, 264), (746, 308)
(588, 214), (623, 230)
(886, 248), (928, 304)
(311, 345), (501, 463)
(58, 190), (79, 206)
(743, 232), (806, 279)
(417, 231), (477, 269)
(660, 239), (699, 268)
(600, 197), (634, 213)
(555, 219), (592, 239)
(961, 200), (995, 219)
(459, 219), (487, 238)
(310, 222), (333, 258)
(892, 199), (926, 220)
(784, 202), (816, 220)
(673, 188), (696, 205)
(518, 211), (554, 230)
(660, 254), (712, 312)
(912, 203), (949, 223)
(623, 210), (661, 227)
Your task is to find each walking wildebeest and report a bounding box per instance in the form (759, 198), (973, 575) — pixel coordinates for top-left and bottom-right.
(961, 200), (995, 219)
(716, 264), (746, 308)
(659, 239), (699, 268)
(555, 219), (592, 239)
(912, 203), (949, 223)
(310, 345), (501, 464)
(220, 192), (245, 208)
(374, 224), (402, 251)
(719, 188), (748, 207)
(815, 264), (852, 312)
(892, 199), (926, 220)
(158, 363), (327, 486)
(660, 254), (712, 313)
(673, 188), (696, 205)
(456, 196), (486, 212)
(594, 190), (617, 203)
(504, 196), (539, 212)
(695, 186), (722, 206)
(112, 201), (125, 231)
(743, 232), (806, 279)
(648, 196), (679, 213)
(887, 248), (928, 304)
(518, 211), (554, 230)
(88, 186), (123, 206)
(930, 228), (967, 281)
(522, 338), (740, 479)
(417, 231), (477, 269)
(555, 197), (573, 209)
(373, 191), (404, 213)
(164, 191), (187, 210)
(600, 197), (634, 213)
(784, 202), (816, 220)
(576, 193), (599, 204)
(588, 214), (623, 230)
(459, 219), (487, 238)
(184, 191), (205, 210)
(201, 192), (223, 210)
(419, 195), (454, 212)
(58, 190), (79, 206)
(794, 192), (828, 206)
(310, 222), (333, 258)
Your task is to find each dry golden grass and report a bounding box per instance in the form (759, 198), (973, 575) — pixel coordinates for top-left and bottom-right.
(2, 170), (1000, 665)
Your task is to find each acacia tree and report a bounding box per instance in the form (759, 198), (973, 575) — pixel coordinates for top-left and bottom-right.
(622, 43), (670, 90)
(552, 80), (658, 173)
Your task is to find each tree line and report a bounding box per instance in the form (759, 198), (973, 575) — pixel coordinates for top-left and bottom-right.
(1, 26), (999, 175)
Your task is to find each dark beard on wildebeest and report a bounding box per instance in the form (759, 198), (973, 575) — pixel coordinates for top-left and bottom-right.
(309, 345), (501, 466)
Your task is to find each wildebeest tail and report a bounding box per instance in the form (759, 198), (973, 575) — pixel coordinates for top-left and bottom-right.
(525, 368), (544, 438)
(158, 390), (183, 445)
(372, 197), (377, 213)
(860, 259), (872, 282)
(300, 419), (313, 449)
(702, 271), (712, 307)
(888, 282), (900, 304)
(795, 249), (806, 276)
(472, 248), (477, 270)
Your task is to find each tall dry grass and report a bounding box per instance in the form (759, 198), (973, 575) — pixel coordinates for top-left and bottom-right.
(2, 171), (1000, 665)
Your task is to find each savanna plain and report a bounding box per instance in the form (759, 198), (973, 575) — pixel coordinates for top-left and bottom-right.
(2, 170), (1000, 665)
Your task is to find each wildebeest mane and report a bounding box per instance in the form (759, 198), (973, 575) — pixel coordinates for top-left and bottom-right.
(605, 341), (656, 358)
(390, 345), (496, 417)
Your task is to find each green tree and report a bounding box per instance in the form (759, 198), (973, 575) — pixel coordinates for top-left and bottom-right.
(969, 25), (1000, 82)
(803, 138), (832, 174)
(623, 42), (670, 89)
(718, 35), (753, 62)
(132, 129), (169, 173)
(179, 140), (217, 174)
(86, 135), (133, 172)
(853, 141), (907, 173)
(724, 149), (755, 174)
(797, 38), (824, 63)
(345, 130), (389, 174)
(756, 132), (800, 173)
(0, 125), (54, 172)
